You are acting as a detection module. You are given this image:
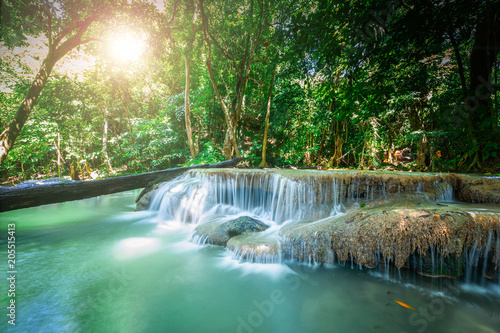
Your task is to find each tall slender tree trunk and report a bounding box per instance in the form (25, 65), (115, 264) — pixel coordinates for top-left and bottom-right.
(205, 56), (241, 159)
(200, 0), (263, 160)
(469, 4), (499, 131)
(449, 31), (481, 170)
(409, 105), (429, 171)
(54, 132), (63, 177)
(185, 55), (197, 158)
(102, 108), (114, 174)
(259, 66), (276, 167)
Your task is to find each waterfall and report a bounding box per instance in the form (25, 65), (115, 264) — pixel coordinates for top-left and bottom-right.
(145, 169), (499, 282)
(436, 181), (454, 201)
(148, 169), (462, 226)
(149, 169), (348, 225)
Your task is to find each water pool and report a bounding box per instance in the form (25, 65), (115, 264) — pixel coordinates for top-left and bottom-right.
(1, 191), (499, 332)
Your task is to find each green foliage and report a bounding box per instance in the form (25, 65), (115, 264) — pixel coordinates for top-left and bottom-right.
(183, 142), (224, 166)
(3, 120), (59, 179)
(1, 0), (499, 183)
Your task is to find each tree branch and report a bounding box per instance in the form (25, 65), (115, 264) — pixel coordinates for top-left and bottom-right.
(43, 0), (53, 51)
(80, 37), (104, 44)
(167, 0), (182, 24)
(53, 15), (101, 60)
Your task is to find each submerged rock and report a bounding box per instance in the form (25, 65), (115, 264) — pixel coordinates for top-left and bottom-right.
(193, 216), (269, 246)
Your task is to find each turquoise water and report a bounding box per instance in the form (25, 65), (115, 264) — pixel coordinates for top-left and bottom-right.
(1, 191), (500, 333)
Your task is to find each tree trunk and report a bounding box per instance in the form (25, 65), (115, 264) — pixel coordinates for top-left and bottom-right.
(0, 57), (57, 165)
(199, 0), (263, 160)
(102, 109), (114, 174)
(201, 0), (240, 159)
(315, 128), (327, 163)
(329, 119), (347, 168)
(462, 3), (500, 171)
(259, 66), (276, 167)
(0, 158), (242, 212)
(205, 57), (241, 159)
(449, 30), (480, 164)
(185, 56), (197, 158)
(54, 132), (63, 178)
(468, 2), (500, 135)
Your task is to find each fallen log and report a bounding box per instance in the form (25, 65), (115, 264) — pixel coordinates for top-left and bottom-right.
(0, 158), (242, 212)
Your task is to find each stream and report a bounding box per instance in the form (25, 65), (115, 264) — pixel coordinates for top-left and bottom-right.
(1, 189), (500, 332)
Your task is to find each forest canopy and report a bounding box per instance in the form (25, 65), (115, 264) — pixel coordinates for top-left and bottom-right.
(1, 0), (499, 183)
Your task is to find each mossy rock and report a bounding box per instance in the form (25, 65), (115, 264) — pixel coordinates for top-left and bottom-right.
(455, 176), (500, 204)
(193, 216), (269, 246)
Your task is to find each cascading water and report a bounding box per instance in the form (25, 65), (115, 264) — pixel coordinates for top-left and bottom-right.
(436, 181), (455, 201)
(145, 169), (500, 275)
(149, 169), (348, 225)
(148, 169), (463, 225)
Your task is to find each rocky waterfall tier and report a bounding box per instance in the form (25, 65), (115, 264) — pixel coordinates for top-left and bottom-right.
(139, 169), (500, 279)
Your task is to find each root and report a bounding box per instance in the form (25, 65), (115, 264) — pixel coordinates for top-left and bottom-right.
(466, 150), (482, 172)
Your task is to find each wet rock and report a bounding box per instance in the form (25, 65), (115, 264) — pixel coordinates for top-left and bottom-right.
(409, 251), (466, 278)
(135, 184), (159, 211)
(455, 176), (500, 204)
(194, 216), (269, 246)
(227, 232), (280, 263)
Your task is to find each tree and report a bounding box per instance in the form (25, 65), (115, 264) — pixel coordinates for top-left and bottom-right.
(0, 0), (115, 165)
(181, 0), (199, 158)
(259, 65), (276, 167)
(467, 0), (500, 168)
(200, 0), (276, 159)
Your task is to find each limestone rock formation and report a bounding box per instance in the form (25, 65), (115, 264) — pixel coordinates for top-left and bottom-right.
(279, 193), (500, 278)
(135, 184), (159, 211)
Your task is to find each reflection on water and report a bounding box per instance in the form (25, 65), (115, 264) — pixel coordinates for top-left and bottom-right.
(0, 191), (499, 333)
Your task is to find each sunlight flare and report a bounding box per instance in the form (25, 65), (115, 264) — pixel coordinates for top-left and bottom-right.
(109, 32), (145, 62)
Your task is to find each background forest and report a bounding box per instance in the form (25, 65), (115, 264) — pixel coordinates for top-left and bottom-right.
(1, 0), (499, 184)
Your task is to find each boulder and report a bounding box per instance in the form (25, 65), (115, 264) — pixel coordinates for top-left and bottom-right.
(193, 216), (269, 246)
(135, 184), (159, 211)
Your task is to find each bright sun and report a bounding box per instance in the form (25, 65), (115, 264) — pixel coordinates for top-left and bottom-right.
(109, 33), (145, 62)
